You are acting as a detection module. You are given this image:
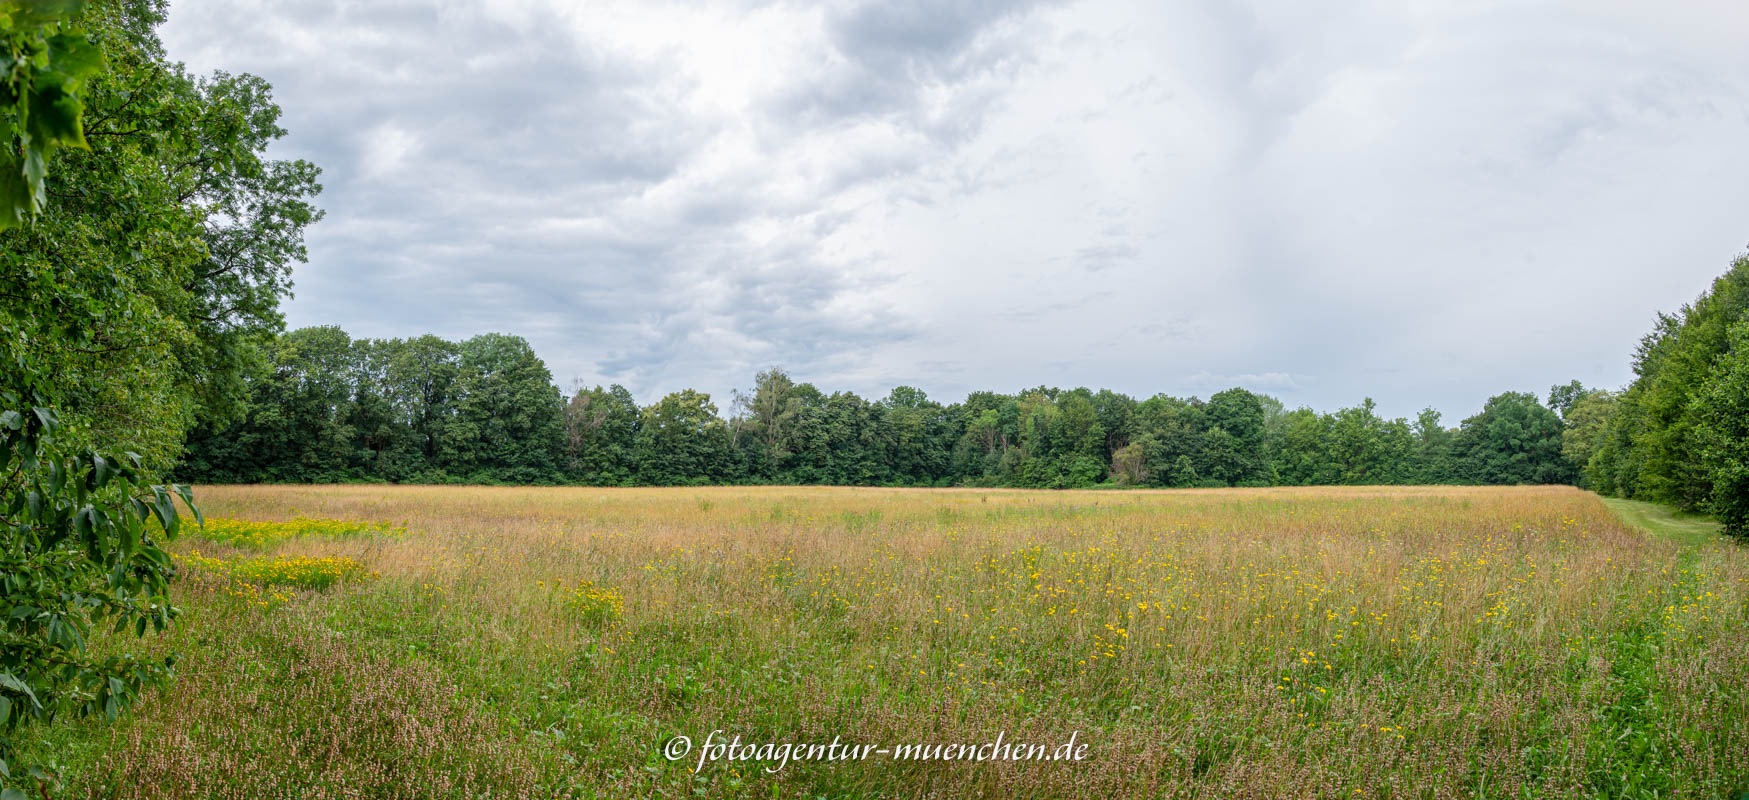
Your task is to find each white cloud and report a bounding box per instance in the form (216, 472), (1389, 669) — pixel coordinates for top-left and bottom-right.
(159, 0), (1749, 418)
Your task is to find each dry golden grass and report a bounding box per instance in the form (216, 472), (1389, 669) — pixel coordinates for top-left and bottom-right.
(32, 485), (1749, 799)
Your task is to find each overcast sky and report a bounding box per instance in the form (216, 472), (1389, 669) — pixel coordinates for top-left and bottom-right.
(160, 0), (1749, 421)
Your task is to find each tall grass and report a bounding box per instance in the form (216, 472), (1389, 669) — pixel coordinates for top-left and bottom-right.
(28, 485), (1749, 799)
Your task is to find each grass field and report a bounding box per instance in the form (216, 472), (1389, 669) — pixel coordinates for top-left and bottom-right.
(26, 485), (1749, 799)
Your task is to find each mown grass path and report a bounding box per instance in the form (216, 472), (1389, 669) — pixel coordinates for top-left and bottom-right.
(1595, 495), (1740, 800)
(1602, 497), (1725, 547)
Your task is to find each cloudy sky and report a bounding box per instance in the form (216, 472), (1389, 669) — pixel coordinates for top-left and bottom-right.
(160, 0), (1749, 421)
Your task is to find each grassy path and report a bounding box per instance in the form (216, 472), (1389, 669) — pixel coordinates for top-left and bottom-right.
(1600, 496), (1724, 546)
(1594, 494), (1742, 800)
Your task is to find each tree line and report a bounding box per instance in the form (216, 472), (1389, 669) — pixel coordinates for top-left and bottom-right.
(1574, 254), (1749, 535)
(176, 325), (1590, 491)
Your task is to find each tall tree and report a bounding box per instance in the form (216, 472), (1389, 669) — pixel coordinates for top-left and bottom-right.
(1325, 399), (1412, 485)
(385, 335), (460, 472)
(1693, 319), (1749, 536)
(1410, 408), (1453, 483)
(1092, 389), (1137, 461)
(563, 384), (639, 486)
(820, 391), (890, 485)
(177, 70), (323, 427)
(1132, 394), (1205, 487)
(1589, 255), (1749, 510)
(635, 390), (732, 486)
(346, 338), (423, 481)
(730, 367), (802, 480)
(1546, 380), (1586, 420)
(951, 391), (1018, 485)
(881, 386), (948, 485)
(1559, 390), (1614, 488)
(1451, 392), (1571, 485)
(440, 333), (564, 483)
(1204, 388), (1267, 485)
(1268, 407), (1334, 485)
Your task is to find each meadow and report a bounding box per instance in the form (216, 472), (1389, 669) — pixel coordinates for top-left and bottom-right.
(26, 485), (1749, 799)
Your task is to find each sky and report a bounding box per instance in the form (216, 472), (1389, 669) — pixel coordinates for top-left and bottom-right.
(158, 0), (1749, 422)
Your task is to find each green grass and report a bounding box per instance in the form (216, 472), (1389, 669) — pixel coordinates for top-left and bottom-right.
(1600, 496), (1724, 547)
(23, 485), (1749, 799)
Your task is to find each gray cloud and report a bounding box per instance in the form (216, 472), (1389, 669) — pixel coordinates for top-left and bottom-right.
(1074, 243), (1137, 272)
(161, 0), (1749, 419)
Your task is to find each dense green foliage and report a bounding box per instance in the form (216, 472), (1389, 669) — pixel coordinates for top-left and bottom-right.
(4, 0), (320, 472)
(1450, 392), (1574, 486)
(1691, 320), (1749, 535)
(1, 1), (313, 791)
(1, 0), (105, 229)
(0, 400), (195, 795)
(1582, 255), (1749, 536)
(180, 327), (564, 485)
(1559, 389), (1615, 489)
(178, 327), (1586, 491)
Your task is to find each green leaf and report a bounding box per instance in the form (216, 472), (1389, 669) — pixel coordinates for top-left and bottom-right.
(0, 156), (28, 229)
(119, 517), (139, 555)
(150, 486), (178, 536)
(27, 83), (87, 150)
(173, 484), (203, 526)
(46, 32), (105, 83)
(6, 0), (84, 28)
(21, 147), (47, 210)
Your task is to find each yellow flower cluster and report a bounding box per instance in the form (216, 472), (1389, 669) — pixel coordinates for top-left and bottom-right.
(177, 551), (294, 609)
(218, 576), (296, 609)
(180, 550), (377, 594)
(196, 516), (409, 548)
(560, 579), (625, 627)
(228, 555), (377, 590)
